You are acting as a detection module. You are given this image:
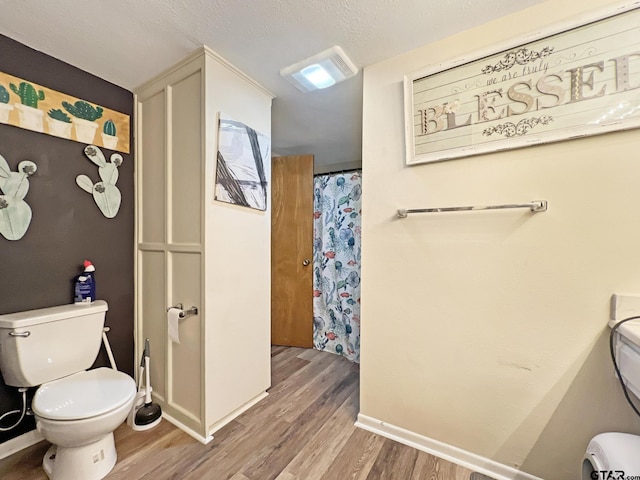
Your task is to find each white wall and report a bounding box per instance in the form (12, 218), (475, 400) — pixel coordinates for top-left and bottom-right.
(203, 50), (273, 430)
(360, 1), (640, 478)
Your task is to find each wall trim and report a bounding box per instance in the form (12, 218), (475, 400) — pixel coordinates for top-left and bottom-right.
(0, 429), (44, 460)
(355, 414), (542, 480)
(162, 412), (213, 445)
(207, 391), (269, 436)
(134, 46), (274, 99)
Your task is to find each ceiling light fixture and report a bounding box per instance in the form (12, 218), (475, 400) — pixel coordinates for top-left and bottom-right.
(280, 46), (358, 92)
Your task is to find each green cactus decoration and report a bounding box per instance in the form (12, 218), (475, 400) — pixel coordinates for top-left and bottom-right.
(0, 154), (37, 241)
(48, 108), (72, 123)
(0, 85), (9, 104)
(62, 100), (103, 121)
(10, 82), (45, 108)
(103, 119), (116, 136)
(76, 145), (122, 218)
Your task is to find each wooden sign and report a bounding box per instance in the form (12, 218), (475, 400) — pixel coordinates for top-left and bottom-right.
(405, 3), (640, 165)
(0, 71), (130, 153)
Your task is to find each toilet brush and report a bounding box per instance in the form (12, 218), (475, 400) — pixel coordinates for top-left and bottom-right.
(131, 338), (162, 431)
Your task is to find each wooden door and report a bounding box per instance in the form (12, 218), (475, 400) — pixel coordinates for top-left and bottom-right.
(271, 155), (314, 347)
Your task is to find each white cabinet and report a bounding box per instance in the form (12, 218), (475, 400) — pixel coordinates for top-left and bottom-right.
(134, 47), (273, 441)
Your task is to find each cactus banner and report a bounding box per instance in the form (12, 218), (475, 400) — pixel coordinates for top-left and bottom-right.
(0, 71), (130, 153)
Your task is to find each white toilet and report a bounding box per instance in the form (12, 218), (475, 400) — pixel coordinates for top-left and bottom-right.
(0, 301), (136, 480)
(582, 318), (640, 479)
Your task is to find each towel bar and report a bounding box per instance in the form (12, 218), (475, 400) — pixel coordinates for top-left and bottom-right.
(397, 200), (547, 218)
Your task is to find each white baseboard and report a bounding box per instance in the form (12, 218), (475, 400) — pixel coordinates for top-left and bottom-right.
(162, 391), (268, 446)
(355, 414), (541, 480)
(0, 429), (45, 460)
(207, 391), (269, 436)
(162, 412), (213, 445)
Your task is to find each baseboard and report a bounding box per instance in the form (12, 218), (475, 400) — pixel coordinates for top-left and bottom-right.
(355, 414), (541, 480)
(162, 412), (214, 445)
(0, 429), (45, 460)
(161, 391), (268, 446)
(207, 391), (269, 436)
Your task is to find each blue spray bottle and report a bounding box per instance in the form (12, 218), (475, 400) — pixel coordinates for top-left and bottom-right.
(74, 260), (96, 304)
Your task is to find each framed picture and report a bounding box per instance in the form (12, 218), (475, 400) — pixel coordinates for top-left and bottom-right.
(404, 3), (640, 165)
(214, 112), (270, 211)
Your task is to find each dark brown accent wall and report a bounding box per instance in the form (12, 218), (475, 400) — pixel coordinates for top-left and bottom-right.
(0, 34), (134, 444)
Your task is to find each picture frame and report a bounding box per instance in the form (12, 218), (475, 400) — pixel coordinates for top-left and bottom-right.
(214, 112), (270, 211)
(404, 3), (640, 165)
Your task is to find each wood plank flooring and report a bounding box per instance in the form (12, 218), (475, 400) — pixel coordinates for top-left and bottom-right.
(0, 347), (476, 480)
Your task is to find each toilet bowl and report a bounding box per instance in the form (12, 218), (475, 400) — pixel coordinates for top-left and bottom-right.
(33, 368), (136, 479)
(0, 301), (136, 480)
(33, 368), (136, 445)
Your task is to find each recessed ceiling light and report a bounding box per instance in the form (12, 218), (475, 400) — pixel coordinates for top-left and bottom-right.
(280, 46), (358, 93)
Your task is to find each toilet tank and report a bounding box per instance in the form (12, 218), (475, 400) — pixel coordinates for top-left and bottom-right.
(0, 301), (108, 387)
(612, 319), (640, 400)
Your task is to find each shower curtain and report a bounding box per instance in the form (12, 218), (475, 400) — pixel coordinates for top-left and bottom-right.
(312, 171), (361, 363)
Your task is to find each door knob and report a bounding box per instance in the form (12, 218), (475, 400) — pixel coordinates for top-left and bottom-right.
(302, 259), (310, 266)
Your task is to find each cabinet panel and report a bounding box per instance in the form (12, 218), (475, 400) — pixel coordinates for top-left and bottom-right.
(140, 250), (166, 400)
(140, 92), (166, 244)
(169, 251), (202, 419)
(170, 73), (202, 245)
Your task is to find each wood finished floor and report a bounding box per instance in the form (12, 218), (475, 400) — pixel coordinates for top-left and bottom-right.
(0, 346), (477, 480)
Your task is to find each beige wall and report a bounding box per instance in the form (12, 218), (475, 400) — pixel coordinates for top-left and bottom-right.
(360, 1), (640, 479)
(203, 52), (273, 430)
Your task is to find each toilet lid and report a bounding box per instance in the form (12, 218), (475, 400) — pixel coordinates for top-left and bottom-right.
(33, 368), (136, 420)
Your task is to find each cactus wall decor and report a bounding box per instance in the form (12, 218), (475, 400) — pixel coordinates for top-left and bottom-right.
(10, 81), (45, 132)
(62, 100), (104, 122)
(101, 119), (118, 149)
(0, 153), (37, 241)
(46, 108), (73, 139)
(76, 145), (123, 218)
(0, 85), (9, 104)
(0, 70), (130, 153)
(63, 100), (104, 144)
(10, 82), (45, 108)
(0, 85), (13, 123)
(103, 119), (116, 136)
(48, 108), (71, 123)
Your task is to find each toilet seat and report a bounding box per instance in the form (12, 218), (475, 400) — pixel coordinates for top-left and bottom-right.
(33, 367), (136, 421)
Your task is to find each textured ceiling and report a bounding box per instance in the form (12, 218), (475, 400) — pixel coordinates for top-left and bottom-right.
(1, 0), (543, 170)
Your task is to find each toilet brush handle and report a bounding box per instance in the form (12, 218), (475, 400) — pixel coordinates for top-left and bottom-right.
(144, 356), (152, 404)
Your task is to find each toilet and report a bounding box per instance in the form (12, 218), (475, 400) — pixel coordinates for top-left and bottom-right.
(582, 318), (640, 479)
(0, 301), (136, 480)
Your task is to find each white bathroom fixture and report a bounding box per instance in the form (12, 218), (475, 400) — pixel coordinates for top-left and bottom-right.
(0, 301), (136, 480)
(611, 316), (640, 399)
(583, 432), (640, 479)
(582, 314), (640, 479)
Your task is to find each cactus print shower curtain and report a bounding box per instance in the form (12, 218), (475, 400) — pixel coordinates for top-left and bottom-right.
(313, 171), (361, 363)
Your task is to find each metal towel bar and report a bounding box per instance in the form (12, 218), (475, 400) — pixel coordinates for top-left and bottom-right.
(397, 200), (547, 218)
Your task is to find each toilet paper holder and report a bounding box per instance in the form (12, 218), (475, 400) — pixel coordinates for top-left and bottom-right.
(166, 303), (199, 319)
